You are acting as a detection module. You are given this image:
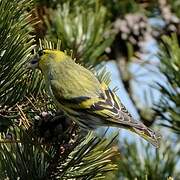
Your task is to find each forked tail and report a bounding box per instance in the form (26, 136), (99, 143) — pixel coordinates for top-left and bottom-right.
(130, 125), (161, 148)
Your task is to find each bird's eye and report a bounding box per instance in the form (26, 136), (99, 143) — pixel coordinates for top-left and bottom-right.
(31, 60), (37, 64)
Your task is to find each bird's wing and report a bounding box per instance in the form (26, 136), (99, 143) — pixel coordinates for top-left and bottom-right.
(51, 81), (161, 147)
(51, 80), (140, 128)
(84, 83), (161, 147)
(80, 82), (142, 128)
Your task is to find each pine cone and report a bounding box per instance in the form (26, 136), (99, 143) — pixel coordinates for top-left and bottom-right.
(113, 13), (152, 52)
(158, 0), (180, 43)
(106, 13), (152, 60)
(33, 110), (78, 144)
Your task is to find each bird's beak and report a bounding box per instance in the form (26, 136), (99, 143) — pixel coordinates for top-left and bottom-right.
(26, 62), (33, 69)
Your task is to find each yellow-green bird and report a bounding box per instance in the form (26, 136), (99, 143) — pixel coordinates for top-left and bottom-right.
(29, 49), (161, 147)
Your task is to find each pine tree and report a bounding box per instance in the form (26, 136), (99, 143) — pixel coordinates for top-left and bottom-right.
(0, 0), (180, 179)
(0, 0), (119, 179)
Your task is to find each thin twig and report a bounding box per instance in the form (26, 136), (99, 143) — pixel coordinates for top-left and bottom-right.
(25, 95), (41, 112)
(16, 104), (31, 129)
(0, 140), (21, 144)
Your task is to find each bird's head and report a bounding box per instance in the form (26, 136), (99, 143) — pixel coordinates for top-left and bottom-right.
(28, 49), (69, 70)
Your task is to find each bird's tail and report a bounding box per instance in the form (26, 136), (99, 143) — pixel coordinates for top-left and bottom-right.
(130, 125), (161, 148)
(108, 118), (161, 148)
